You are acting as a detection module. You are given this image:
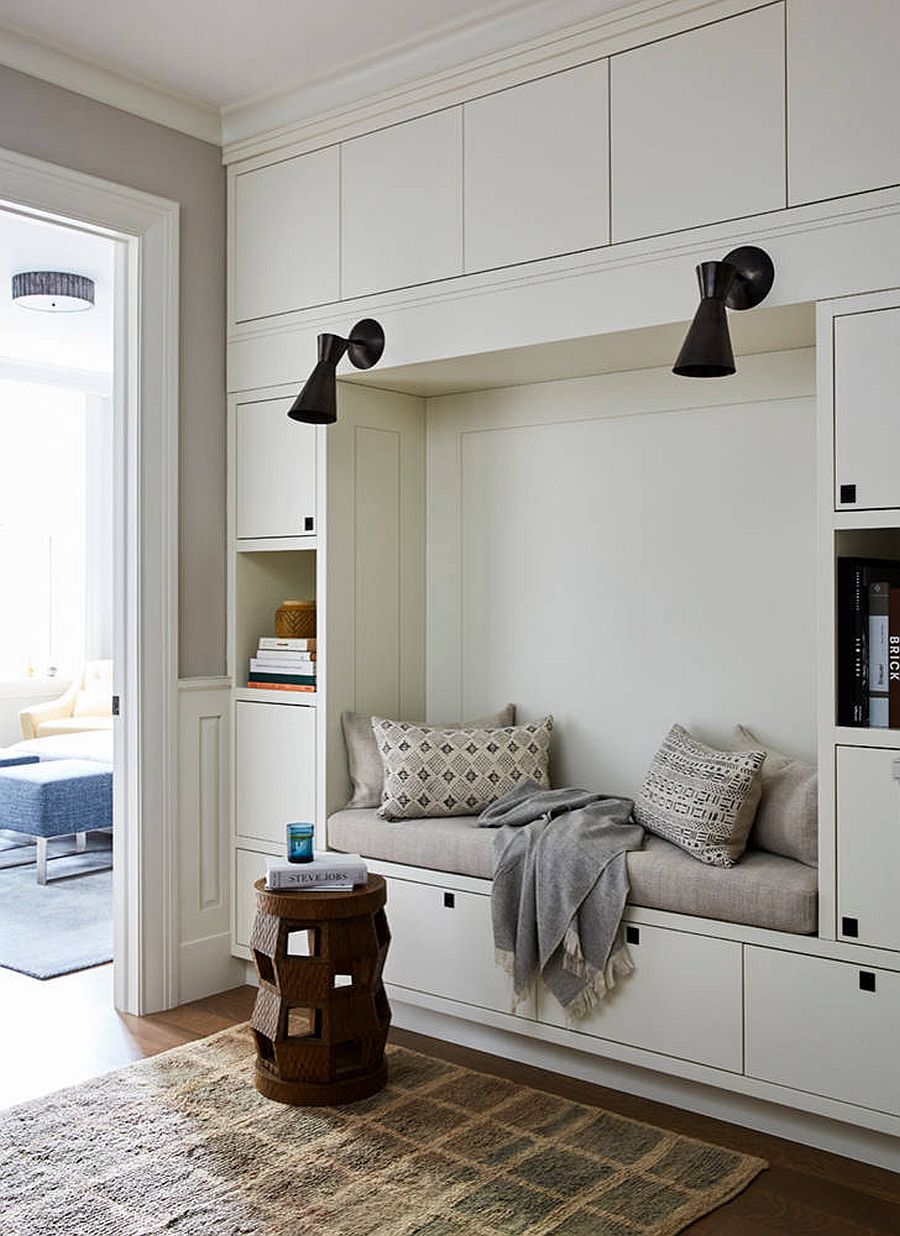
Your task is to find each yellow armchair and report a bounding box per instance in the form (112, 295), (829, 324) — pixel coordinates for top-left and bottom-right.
(18, 660), (114, 740)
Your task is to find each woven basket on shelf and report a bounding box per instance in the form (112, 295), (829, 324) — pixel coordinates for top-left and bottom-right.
(274, 600), (316, 639)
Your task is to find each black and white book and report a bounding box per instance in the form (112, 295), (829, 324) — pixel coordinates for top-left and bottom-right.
(258, 637), (316, 652)
(266, 853), (368, 890)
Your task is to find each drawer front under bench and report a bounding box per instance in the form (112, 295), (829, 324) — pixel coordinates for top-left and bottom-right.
(745, 946), (900, 1117)
(383, 876), (531, 1017)
(539, 923), (743, 1073)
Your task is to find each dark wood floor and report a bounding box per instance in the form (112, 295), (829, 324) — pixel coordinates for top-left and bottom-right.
(1, 965), (897, 1233)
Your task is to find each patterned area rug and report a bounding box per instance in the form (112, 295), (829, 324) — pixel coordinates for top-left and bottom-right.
(0, 1024), (765, 1235)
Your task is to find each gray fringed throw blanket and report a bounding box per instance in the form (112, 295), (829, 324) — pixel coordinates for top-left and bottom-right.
(479, 782), (644, 1019)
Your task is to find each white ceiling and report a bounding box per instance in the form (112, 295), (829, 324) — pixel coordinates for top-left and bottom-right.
(0, 0), (631, 118)
(0, 209), (114, 376)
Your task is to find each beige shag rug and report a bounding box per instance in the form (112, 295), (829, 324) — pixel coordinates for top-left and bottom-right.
(0, 1024), (764, 1235)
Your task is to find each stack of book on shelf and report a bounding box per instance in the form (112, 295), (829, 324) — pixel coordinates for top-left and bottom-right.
(837, 556), (900, 727)
(247, 637), (316, 693)
(266, 853), (368, 891)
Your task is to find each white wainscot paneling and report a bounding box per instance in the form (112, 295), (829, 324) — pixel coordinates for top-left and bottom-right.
(232, 146), (340, 322)
(341, 108), (463, 299)
(833, 305), (900, 512)
(788, 0), (900, 206)
(177, 679), (243, 1001)
(426, 351), (817, 797)
(610, 3), (785, 242)
(745, 946), (900, 1118)
(464, 62), (609, 273)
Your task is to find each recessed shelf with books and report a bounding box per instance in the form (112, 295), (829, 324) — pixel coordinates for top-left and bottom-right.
(232, 548), (317, 699)
(833, 529), (900, 731)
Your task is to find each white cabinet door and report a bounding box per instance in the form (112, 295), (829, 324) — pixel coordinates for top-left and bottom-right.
(834, 307), (900, 511)
(539, 924), (742, 1072)
(384, 876), (533, 1017)
(464, 63), (609, 273)
(234, 846), (273, 951)
(233, 147), (340, 322)
(341, 109), (463, 298)
(836, 745), (900, 950)
(746, 947), (900, 1116)
(610, 4), (785, 242)
(235, 701), (316, 846)
(788, 0), (900, 205)
(236, 396), (317, 539)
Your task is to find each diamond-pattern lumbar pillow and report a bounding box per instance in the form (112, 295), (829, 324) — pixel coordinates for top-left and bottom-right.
(373, 716), (553, 821)
(634, 724), (765, 867)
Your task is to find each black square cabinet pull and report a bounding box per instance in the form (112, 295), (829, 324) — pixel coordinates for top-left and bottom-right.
(304, 515), (314, 532)
(625, 925), (640, 945)
(840, 483), (857, 504)
(842, 916), (859, 938)
(443, 892), (455, 909)
(859, 971), (876, 993)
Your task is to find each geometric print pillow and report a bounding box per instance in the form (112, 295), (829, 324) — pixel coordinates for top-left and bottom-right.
(373, 716), (553, 821)
(634, 724), (765, 867)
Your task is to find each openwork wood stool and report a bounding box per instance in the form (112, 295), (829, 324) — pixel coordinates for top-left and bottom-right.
(249, 875), (391, 1104)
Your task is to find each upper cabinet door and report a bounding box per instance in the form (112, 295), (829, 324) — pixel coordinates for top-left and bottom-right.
(788, 0), (900, 205)
(236, 397), (317, 539)
(341, 109), (463, 299)
(610, 4), (785, 243)
(834, 306), (900, 512)
(232, 147), (340, 323)
(464, 63), (609, 273)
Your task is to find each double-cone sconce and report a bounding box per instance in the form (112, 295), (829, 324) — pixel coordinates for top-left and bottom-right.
(288, 318), (385, 424)
(672, 246), (775, 378)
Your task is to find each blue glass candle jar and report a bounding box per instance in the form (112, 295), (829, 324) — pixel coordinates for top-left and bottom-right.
(287, 822), (314, 863)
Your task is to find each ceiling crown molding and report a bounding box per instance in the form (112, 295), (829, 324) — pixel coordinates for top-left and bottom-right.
(0, 20), (221, 145)
(221, 0), (757, 162)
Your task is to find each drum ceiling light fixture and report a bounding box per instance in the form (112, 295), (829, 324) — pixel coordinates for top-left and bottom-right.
(12, 271), (96, 312)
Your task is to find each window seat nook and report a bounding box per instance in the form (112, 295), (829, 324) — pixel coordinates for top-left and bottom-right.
(326, 808), (818, 935)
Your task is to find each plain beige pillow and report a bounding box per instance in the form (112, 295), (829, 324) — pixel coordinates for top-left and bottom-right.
(730, 725), (818, 867)
(341, 705), (516, 809)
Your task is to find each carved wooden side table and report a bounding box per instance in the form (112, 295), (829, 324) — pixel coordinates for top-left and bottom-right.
(249, 874), (391, 1104)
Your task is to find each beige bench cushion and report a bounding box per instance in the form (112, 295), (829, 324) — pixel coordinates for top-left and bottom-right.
(327, 808), (818, 935)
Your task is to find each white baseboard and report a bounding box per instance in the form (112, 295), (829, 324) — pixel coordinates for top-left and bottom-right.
(391, 998), (900, 1174)
(179, 933), (245, 1003)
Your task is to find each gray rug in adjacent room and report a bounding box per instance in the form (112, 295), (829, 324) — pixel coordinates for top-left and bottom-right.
(0, 831), (112, 978)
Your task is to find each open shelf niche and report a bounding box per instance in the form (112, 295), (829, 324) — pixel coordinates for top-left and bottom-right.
(234, 548), (316, 704)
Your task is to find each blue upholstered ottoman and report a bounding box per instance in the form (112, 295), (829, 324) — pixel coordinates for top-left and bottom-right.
(0, 748), (39, 769)
(0, 758), (112, 883)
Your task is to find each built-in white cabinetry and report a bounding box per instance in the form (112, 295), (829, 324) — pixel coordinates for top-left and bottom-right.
(745, 947), (900, 1117)
(788, 0), (900, 206)
(539, 925), (742, 1072)
(234, 846), (271, 950)
(610, 3), (785, 242)
(833, 306), (900, 511)
(464, 63), (609, 273)
(341, 109), (463, 299)
(236, 396), (317, 539)
(234, 700), (316, 844)
(836, 746), (900, 951)
(232, 147), (340, 322)
(384, 876), (533, 1017)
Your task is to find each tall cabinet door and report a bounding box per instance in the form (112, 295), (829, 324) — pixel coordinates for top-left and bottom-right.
(834, 307), (900, 511)
(788, 0), (900, 205)
(836, 745), (900, 950)
(464, 62), (609, 273)
(236, 396), (317, 539)
(610, 3), (784, 242)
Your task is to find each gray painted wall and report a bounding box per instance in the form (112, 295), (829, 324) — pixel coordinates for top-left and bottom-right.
(0, 65), (225, 678)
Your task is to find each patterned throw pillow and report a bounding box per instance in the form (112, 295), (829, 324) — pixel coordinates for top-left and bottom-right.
(373, 716), (553, 821)
(634, 724), (765, 867)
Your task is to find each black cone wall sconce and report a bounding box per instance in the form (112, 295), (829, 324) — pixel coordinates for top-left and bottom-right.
(288, 318), (385, 424)
(672, 246), (775, 378)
